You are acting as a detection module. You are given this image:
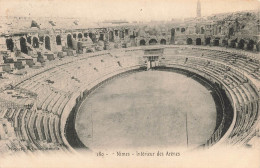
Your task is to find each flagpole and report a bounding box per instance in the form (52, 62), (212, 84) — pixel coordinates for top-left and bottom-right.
(186, 112), (189, 148)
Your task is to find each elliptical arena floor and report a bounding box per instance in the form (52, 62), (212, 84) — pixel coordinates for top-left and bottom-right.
(75, 70), (217, 149)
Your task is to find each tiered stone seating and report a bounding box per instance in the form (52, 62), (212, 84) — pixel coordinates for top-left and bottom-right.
(161, 47), (259, 146)
(0, 45), (258, 152)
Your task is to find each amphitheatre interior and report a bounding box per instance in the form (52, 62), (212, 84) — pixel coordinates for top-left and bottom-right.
(0, 1), (259, 156)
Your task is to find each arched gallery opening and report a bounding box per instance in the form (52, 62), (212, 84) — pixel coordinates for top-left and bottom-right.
(73, 34), (77, 39)
(99, 34), (104, 41)
(160, 39), (166, 45)
(27, 36), (32, 44)
(187, 38), (193, 45)
(78, 33), (83, 39)
(149, 39), (157, 45)
(222, 40), (228, 47)
(238, 39), (245, 49)
(20, 37), (28, 54)
(45, 36), (51, 50)
(205, 37), (211, 45)
(229, 27), (234, 36)
(89, 33), (96, 42)
(140, 39), (146, 46)
(119, 31), (124, 39)
(230, 40), (237, 48)
(32, 37), (39, 48)
(247, 40), (254, 51)
(67, 34), (73, 49)
(213, 39), (219, 46)
(6, 38), (14, 52)
(196, 38), (201, 45)
(109, 31), (114, 42)
(56, 35), (62, 45)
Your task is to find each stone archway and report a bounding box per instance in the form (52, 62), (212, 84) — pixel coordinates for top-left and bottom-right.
(205, 37), (211, 45)
(109, 31), (114, 42)
(222, 40), (228, 47)
(238, 39), (245, 49)
(20, 37), (28, 54)
(67, 34), (73, 49)
(187, 38), (193, 45)
(56, 35), (62, 45)
(140, 39), (146, 46)
(73, 34), (77, 39)
(6, 38), (14, 52)
(213, 39), (219, 46)
(247, 40), (254, 51)
(32, 37), (39, 48)
(230, 39), (237, 48)
(89, 33), (97, 42)
(78, 33), (83, 39)
(229, 27), (234, 36)
(27, 36), (32, 44)
(160, 39), (166, 45)
(149, 39), (157, 45)
(99, 34), (104, 41)
(196, 38), (201, 45)
(45, 36), (51, 50)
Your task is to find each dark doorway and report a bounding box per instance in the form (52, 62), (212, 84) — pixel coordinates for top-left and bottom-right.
(222, 40), (228, 47)
(99, 34), (104, 41)
(230, 40), (237, 48)
(32, 37), (39, 48)
(187, 38), (192, 45)
(73, 34), (77, 39)
(56, 35), (62, 45)
(149, 39), (157, 45)
(229, 27), (234, 36)
(140, 39), (146, 46)
(27, 36), (32, 44)
(45, 36), (51, 50)
(196, 38), (201, 45)
(160, 39), (166, 45)
(115, 30), (118, 36)
(20, 37), (28, 54)
(67, 34), (73, 49)
(247, 40), (254, 51)
(78, 33), (83, 39)
(205, 37), (211, 45)
(213, 39), (219, 46)
(238, 39), (245, 49)
(109, 31), (114, 42)
(6, 38), (14, 52)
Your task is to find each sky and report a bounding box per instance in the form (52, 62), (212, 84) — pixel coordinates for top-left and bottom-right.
(0, 0), (259, 22)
